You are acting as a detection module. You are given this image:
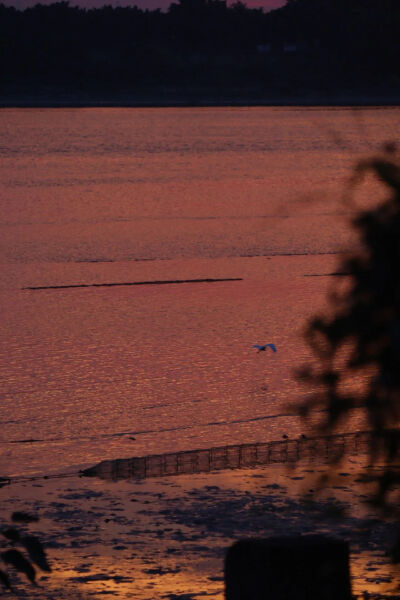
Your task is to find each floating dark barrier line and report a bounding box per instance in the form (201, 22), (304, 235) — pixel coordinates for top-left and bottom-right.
(9, 438), (43, 444)
(23, 277), (243, 291)
(1, 410), (301, 446)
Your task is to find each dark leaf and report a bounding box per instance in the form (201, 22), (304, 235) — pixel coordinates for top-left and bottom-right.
(21, 536), (51, 572)
(0, 568), (11, 589)
(390, 534), (400, 564)
(1, 528), (20, 542)
(11, 512), (39, 524)
(1, 549), (36, 584)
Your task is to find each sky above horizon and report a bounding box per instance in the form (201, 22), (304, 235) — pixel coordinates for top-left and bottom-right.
(4, 0), (286, 11)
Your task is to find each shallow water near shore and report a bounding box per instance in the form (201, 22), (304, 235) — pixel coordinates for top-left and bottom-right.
(1, 106), (400, 596)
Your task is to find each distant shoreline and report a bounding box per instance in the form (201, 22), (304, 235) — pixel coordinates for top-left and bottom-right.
(1, 88), (400, 109)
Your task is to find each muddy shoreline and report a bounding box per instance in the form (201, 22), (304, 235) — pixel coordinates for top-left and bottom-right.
(1, 455), (399, 599)
(1, 87), (400, 108)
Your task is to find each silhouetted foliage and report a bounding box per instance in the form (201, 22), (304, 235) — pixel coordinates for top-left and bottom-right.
(0, 0), (399, 97)
(0, 513), (51, 592)
(298, 144), (400, 548)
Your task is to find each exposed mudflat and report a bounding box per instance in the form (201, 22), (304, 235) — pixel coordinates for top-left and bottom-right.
(1, 456), (399, 599)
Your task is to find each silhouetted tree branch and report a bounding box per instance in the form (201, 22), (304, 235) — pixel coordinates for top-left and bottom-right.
(298, 143), (400, 534)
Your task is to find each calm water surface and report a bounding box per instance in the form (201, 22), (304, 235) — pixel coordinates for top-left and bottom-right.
(1, 107), (399, 477)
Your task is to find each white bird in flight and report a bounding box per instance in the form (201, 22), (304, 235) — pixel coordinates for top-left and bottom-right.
(253, 343), (277, 353)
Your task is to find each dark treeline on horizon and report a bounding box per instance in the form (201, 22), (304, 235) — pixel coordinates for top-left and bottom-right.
(1, 0), (400, 98)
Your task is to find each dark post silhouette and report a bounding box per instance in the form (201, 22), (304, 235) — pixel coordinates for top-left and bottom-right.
(225, 536), (352, 600)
